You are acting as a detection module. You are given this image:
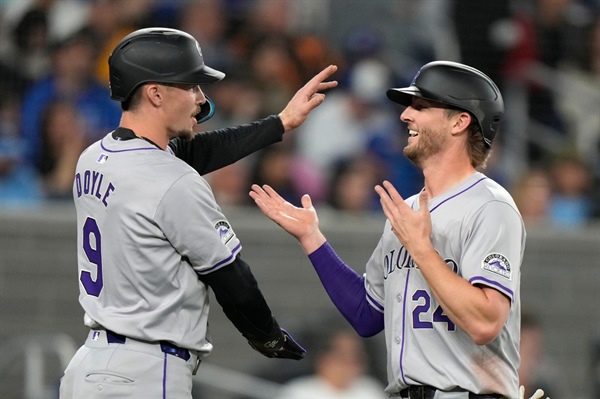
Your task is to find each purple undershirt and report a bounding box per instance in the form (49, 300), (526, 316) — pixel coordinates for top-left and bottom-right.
(308, 242), (384, 337)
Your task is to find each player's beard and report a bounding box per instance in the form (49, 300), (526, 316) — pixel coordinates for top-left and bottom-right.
(176, 128), (195, 141)
(175, 108), (201, 141)
(403, 126), (447, 167)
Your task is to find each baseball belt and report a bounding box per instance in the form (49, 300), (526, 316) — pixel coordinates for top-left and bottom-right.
(398, 385), (505, 399)
(105, 330), (201, 375)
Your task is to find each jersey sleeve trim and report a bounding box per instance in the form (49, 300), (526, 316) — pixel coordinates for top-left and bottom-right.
(469, 275), (514, 303)
(197, 242), (242, 275)
(366, 290), (385, 313)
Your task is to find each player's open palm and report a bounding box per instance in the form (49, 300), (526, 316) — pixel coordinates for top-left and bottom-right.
(375, 181), (433, 256)
(250, 184), (326, 253)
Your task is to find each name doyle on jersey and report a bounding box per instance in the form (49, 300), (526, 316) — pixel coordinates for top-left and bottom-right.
(75, 169), (116, 207)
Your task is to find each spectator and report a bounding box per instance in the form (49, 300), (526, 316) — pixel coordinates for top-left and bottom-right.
(0, 48), (30, 109)
(36, 100), (87, 200)
(294, 58), (397, 183)
(0, 95), (43, 207)
(250, 143), (323, 207)
(0, 6), (50, 83)
(452, 0), (512, 86)
(176, 0), (233, 73)
(556, 16), (600, 176)
(502, 0), (597, 162)
(294, 34), (343, 85)
(21, 26), (121, 167)
(19, 27), (121, 166)
(85, 0), (144, 85)
(249, 36), (304, 116)
(547, 154), (594, 228)
(278, 323), (386, 399)
(326, 155), (383, 215)
(199, 71), (264, 130)
(511, 167), (552, 228)
(0, 0), (90, 52)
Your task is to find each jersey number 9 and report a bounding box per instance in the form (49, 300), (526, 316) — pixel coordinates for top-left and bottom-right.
(80, 217), (103, 297)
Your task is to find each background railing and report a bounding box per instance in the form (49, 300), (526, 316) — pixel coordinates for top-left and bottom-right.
(1, 204), (598, 398)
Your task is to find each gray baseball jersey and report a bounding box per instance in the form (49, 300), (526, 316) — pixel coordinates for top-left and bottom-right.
(364, 172), (524, 398)
(73, 131), (241, 354)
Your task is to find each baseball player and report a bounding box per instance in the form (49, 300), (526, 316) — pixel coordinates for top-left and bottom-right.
(250, 61), (533, 399)
(59, 27), (337, 398)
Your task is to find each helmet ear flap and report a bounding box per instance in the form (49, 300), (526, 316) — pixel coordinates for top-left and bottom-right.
(195, 97), (215, 124)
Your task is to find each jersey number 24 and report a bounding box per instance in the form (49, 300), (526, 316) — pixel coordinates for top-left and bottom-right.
(413, 290), (456, 331)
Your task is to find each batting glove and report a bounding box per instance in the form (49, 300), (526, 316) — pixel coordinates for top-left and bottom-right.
(519, 385), (549, 399)
(248, 328), (306, 360)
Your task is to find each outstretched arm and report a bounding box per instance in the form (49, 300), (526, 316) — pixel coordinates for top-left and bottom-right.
(249, 184), (326, 254)
(171, 65), (338, 174)
(200, 255), (305, 360)
(250, 184), (384, 337)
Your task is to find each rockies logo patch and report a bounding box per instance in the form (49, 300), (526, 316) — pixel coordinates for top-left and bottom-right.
(215, 220), (235, 244)
(482, 253), (512, 279)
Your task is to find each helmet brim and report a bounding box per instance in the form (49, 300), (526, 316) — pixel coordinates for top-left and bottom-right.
(195, 64), (226, 84)
(386, 87), (422, 107)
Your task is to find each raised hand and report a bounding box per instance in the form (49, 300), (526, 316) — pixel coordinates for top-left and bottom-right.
(249, 184), (326, 254)
(374, 181), (433, 257)
(278, 65), (338, 132)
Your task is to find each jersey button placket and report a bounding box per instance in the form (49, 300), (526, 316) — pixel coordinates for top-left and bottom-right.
(395, 294), (403, 346)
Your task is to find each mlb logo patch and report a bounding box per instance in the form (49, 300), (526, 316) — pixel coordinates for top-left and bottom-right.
(92, 331), (100, 341)
(482, 253), (511, 279)
(97, 154), (108, 164)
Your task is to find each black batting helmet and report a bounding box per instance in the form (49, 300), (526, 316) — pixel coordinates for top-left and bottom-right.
(386, 61), (504, 147)
(108, 27), (225, 114)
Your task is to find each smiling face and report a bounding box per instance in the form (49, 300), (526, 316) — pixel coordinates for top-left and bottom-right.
(159, 83), (206, 141)
(400, 97), (457, 167)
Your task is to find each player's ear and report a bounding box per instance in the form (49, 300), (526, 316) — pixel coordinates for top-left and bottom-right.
(451, 111), (471, 135)
(145, 83), (163, 106)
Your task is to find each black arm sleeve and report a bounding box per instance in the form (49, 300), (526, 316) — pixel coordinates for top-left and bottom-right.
(169, 115), (284, 175)
(199, 254), (280, 342)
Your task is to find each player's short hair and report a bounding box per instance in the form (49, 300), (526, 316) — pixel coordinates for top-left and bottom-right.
(445, 108), (491, 169)
(121, 85), (144, 112)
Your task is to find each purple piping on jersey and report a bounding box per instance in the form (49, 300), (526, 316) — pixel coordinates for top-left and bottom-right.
(100, 139), (161, 153)
(162, 353), (167, 399)
(202, 243), (242, 274)
(367, 291), (384, 312)
(429, 176), (487, 213)
(470, 276), (515, 302)
(399, 268), (411, 385)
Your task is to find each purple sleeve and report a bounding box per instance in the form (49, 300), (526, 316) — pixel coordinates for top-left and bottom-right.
(308, 242), (384, 337)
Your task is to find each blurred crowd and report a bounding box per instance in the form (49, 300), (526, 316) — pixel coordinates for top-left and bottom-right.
(0, 0), (599, 230)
